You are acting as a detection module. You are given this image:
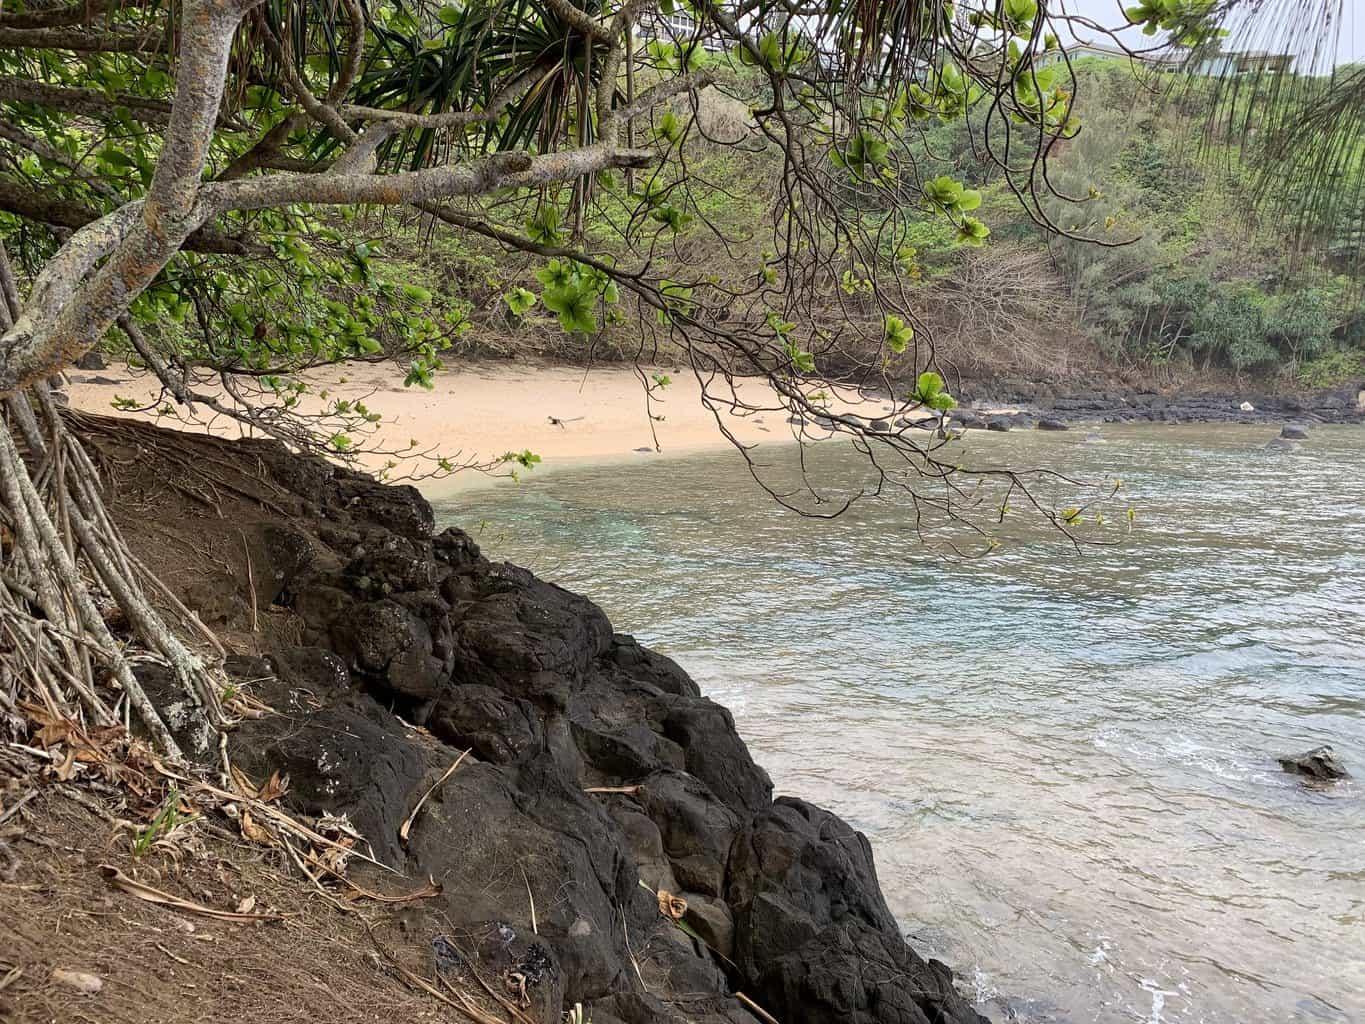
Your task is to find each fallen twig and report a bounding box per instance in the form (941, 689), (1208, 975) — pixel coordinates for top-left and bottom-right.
(399, 748), (470, 845)
(468, 966), (538, 1024)
(0, 788), (38, 826)
(736, 992), (782, 1024)
(155, 943), (193, 966)
(100, 864), (292, 921)
(300, 845), (443, 905)
(521, 863), (537, 935)
(190, 780), (395, 873)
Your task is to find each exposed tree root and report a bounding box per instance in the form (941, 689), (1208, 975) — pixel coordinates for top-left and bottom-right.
(0, 385), (227, 761)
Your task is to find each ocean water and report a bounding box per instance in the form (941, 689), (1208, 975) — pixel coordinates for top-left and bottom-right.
(435, 423), (1365, 1024)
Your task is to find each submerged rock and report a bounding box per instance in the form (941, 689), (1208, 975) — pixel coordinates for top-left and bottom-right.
(1037, 418), (1069, 431)
(1278, 746), (1349, 781)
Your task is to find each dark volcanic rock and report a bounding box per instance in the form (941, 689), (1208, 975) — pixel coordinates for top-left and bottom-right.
(1037, 417), (1070, 431)
(75, 350), (107, 370)
(985, 415), (1011, 432)
(661, 699), (772, 814)
(1280, 423), (1311, 440)
(222, 446), (987, 1024)
(729, 798), (986, 1024)
(1278, 745), (1349, 781)
(231, 688), (436, 865)
(429, 684), (544, 764)
(268, 645), (351, 693)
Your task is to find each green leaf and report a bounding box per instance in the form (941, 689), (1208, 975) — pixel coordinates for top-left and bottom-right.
(884, 315), (914, 354)
(912, 371), (956, 411)
(542, 282), (597, 335)
(924, 175), (964, 207)
(97, 147), (136, 170)
(505, 286), (536, 317)
(956, 188), (982, 212)
(526, 205), (563, 245)
(535, 258), (576, 289)
(954, 216), (991, 247)
(657, 110), (683, 144)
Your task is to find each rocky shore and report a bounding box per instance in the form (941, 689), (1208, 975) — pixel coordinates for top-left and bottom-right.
(121, 422), (988, 1024)
(952, 379), (1365, 428)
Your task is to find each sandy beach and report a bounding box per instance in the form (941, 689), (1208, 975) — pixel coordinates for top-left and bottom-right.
(66, 359), (882, 494)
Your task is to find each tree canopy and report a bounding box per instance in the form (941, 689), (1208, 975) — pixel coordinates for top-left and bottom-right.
(0, 0), (1347, 757)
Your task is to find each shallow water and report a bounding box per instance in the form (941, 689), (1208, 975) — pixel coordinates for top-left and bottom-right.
(435, 424), (1365, 1024)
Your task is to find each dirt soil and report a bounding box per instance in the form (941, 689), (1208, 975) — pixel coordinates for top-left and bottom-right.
(0, 793), (502, 1024)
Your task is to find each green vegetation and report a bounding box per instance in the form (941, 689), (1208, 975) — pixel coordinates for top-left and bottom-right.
(1014, 58), (1365, 383)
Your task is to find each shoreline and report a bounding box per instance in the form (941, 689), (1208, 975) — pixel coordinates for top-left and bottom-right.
(66, 358), (1365, 498)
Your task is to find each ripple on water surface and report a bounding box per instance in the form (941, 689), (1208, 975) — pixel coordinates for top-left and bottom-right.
(439, 424), (1365, 1024)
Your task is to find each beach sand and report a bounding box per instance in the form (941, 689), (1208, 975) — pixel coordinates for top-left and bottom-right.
(67, 359), (895, 495)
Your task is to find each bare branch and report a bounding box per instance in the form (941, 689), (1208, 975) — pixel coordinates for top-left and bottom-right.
(0, 0), (155, 28)
(0, 75), (246, 130)
(338, 67), (544, 131)
(0, 23), (164, 52)
(0, 181), (266, 256)
(541, 0), (613, 43)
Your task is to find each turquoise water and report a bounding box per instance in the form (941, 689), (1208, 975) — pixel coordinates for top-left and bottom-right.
(435, 424), (1365, 1024)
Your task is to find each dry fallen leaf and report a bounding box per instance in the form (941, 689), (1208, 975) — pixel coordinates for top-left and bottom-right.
(229, 764), (259, 800)
(257, 771), (289, 804)
(239, 809), (273, 845)
(656, 889), (687, 920)
(235, 894), (256, 914)
(51, 747), (79, 781)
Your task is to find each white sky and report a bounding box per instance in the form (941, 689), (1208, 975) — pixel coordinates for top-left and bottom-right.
(1053, 0), (1365, 70)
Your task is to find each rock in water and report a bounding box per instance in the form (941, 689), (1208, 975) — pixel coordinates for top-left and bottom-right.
(985, 416), (1011, 432)
(1265, 437), (1297, 452)
(1278, 746), (1349, 781)
(1280, 423), (1310, 440)
(1037, 418), (1069, 431)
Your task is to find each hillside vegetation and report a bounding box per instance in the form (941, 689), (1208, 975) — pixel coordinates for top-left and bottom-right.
(315, 55), (1364, 390)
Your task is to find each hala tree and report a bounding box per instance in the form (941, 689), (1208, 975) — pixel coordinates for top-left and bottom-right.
(0, 0), (1175, 758)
